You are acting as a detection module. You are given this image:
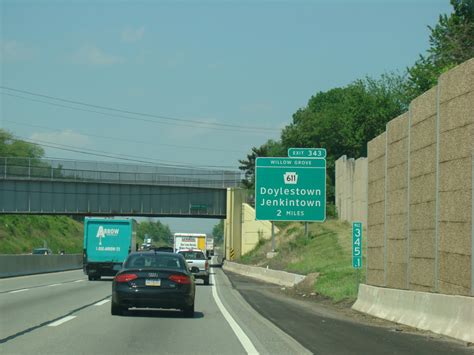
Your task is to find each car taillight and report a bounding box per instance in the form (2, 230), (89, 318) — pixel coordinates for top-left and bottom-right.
(169, 274), (191, 284)
(115, 273), (138, 282)
(205, 261), (209, 269)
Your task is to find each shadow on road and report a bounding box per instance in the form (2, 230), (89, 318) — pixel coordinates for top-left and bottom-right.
(122, 308), (204, 319)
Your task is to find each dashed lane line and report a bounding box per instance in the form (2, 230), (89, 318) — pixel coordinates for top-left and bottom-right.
(1, 279), (87, 294)
(94, 299), (110, 306)
(48, 316), (77, 327)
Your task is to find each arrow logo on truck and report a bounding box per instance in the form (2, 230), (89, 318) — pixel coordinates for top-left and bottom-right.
(96, 226), (120, 246)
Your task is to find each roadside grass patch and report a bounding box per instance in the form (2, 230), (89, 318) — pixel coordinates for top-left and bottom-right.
(0, 215), (83, 254)
(237, 220), (365, 302)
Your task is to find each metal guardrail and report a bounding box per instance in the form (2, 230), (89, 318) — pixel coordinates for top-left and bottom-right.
(0, 157), (242, 189)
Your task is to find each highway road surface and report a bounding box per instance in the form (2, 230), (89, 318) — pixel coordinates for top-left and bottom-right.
(1, 267), (472, 354)
(0, 268), (308, 354)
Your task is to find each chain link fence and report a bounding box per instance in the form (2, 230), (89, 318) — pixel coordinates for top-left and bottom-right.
(0, 157), (242, 189)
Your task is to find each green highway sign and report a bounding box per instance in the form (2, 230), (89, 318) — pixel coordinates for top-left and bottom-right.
(288, 148), (327, 159)
(255, 157), (326, 221)
(352, 222), (362, 269)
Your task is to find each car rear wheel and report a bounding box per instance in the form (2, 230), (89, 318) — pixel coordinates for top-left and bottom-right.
(183, 303), (194, 318)
(111, 302), (125, 316)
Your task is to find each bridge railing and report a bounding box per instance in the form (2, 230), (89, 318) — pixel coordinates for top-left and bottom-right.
(0, 157), (242, 189)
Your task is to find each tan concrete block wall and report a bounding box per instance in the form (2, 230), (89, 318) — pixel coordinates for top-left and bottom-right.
(408, 87), (438, 291)
(385, 114), (409, 289)
(335, 156), (367, 225)
(437, 59), (473, 295)
(367, 133), (386, 286)
(366, 59), (473, 296)
(241, 203), (276, 255)
(353, 158), (368, 225)
(409, 257), (435, 288)
(224, 188), (247, 260)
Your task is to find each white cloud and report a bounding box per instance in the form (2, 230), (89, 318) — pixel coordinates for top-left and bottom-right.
(70, 44), (124, 66)
(1, 40), (34, 62)
(121, 26), (145, 43)
(30, 130), (90, 149)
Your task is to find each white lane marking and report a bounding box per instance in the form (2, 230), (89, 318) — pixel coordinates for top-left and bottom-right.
(48, 316), (76, 327)
(210, 273), (259, 355)
(9, 288), (29, 294)
(47, 283), (60, 287)
(73, 280), (85, 283)
(94, 299), (110, 306)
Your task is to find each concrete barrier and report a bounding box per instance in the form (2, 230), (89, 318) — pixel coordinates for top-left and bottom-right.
(223, 261), (305, 287)
(352, 284), (474, 343)
(0, 254), (83, 278)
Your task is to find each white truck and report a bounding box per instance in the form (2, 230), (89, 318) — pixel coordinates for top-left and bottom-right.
(173, 233), (207, 253)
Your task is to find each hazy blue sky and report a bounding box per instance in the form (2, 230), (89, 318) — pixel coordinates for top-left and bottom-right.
(1, 0), (452, 234)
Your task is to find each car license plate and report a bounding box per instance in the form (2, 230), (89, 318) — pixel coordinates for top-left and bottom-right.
(145, 279), (161, 287)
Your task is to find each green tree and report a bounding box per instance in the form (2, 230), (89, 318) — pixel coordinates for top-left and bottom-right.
(137, 220), (172, 246)
(406, 0), (474, 98)
(212, 220), (224, 243)
(238, 139), (284, 190)
(0, 129), (44, 158)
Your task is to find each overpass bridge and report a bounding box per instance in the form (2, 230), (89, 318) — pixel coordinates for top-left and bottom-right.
(0, 157), (241, 218)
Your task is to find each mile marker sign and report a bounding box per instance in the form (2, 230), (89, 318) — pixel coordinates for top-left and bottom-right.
(255, 157), (326, 221)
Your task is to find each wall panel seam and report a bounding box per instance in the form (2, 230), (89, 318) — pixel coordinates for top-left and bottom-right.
(384, 128), (388, 287)
(407, 105), (412, 290)
(435, 83), (441, 292)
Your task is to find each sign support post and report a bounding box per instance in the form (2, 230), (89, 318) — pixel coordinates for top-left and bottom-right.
(271, 222), (275, 252)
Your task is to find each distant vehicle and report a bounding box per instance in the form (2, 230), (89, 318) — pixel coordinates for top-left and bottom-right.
(142, 237), (152, 249)
(83, 218), (136, 281)
(173, 233), (206, 253)
(206, 236), (214, 257)
(178, 249), (210, 285)
(111, 251), (196, 317)
(32, 248), (52, 255)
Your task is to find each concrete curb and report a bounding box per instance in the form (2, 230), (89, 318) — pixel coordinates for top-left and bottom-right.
(0, 254), (82, 278)
(352, 284), (474, 343)
(223, 261), (305, 287)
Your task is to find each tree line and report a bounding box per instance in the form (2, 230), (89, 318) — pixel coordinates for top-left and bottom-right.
(238, 0), (473, 208)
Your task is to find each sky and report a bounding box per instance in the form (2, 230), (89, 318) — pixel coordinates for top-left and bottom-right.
(0, 0), (452, 234)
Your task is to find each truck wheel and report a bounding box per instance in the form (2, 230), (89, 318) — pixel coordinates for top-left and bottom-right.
(183, 303), (194, 318)
(204, 276), (210, 286)
(111, 302), (125, 316)
(88, 275), (94, 281)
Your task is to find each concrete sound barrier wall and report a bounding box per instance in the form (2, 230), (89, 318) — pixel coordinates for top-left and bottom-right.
(366, 59), (474, 296)
(0, 254), (83, 278)
(241, 203), (274, 255)
(335, 156), (368, 226)
(224, 188), (277, 260)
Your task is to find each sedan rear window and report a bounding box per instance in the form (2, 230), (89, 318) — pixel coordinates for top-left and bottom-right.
(124, 254), (185, 270)
(179, 251), (206, 260)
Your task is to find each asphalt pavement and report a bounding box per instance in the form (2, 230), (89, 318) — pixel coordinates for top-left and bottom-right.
(0, 268), (308, 354)
(224, 270), (473, 355)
